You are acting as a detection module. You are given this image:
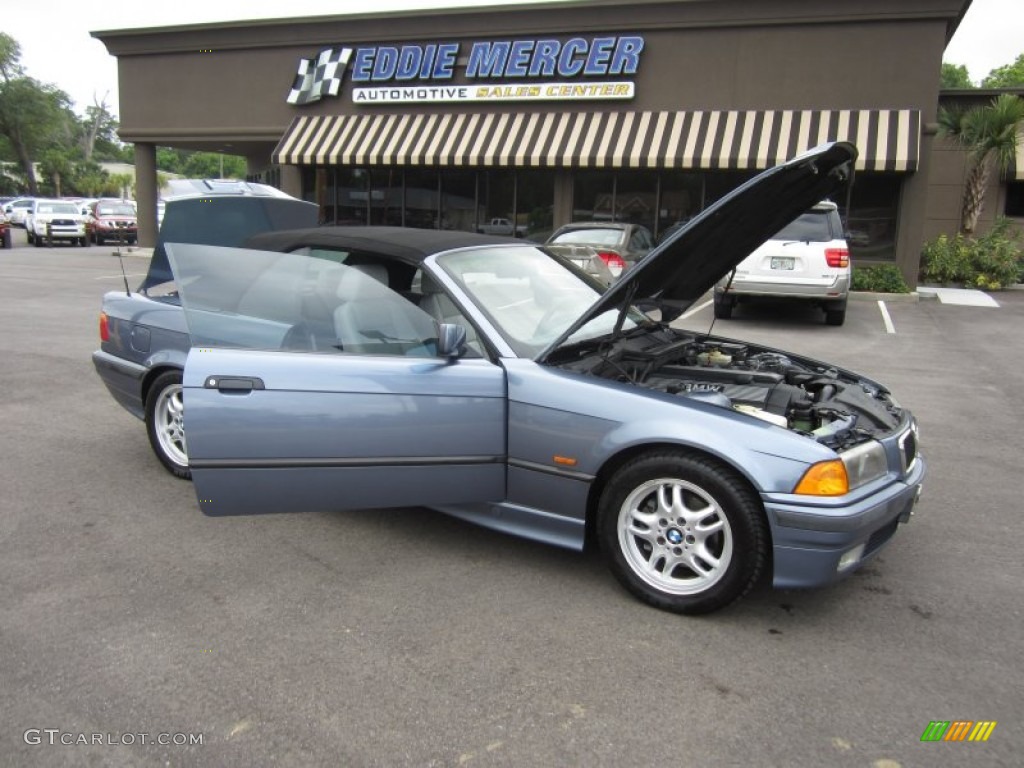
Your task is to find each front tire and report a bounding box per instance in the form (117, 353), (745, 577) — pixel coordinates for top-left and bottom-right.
(598, 451), (768, 614)
(145, 371), (191, 480)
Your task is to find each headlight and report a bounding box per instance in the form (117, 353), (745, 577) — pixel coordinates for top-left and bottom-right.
(840, 440), (888, 490)
(794, 440), (888, 496)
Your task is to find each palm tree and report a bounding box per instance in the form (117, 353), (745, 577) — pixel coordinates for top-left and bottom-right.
(938, 93), (1024, 234)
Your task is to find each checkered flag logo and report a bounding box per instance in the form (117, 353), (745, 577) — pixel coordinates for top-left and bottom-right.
(287, 47), (353, 105)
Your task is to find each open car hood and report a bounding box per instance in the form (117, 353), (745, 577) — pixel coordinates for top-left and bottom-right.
(538, 142), (857, 362)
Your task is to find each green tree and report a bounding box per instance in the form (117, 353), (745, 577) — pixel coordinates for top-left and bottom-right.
(941, 62), (974, 89)
(105, 172), (134, 198)
(0, 32), (79, 195)
(38, 148), (74, 197)
(71, 159), (111, 197)
(982, 53), (1024, 88)
(181, 151), (246, 179)
(938, 93), (1024, 234)
(81, 95), (120, 161)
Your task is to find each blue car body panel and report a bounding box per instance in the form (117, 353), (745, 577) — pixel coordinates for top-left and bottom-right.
(183, 348), (507, 516)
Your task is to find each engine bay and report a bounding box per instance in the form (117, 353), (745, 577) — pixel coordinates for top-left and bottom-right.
(550, 327), (904, 450)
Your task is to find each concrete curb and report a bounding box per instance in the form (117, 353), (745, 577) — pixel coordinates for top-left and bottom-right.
(849, 291), (922, 303)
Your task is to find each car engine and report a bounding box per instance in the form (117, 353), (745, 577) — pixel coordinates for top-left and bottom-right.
(552, 329), (905, 450)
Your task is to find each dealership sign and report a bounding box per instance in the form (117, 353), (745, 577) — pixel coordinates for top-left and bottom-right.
(287, 36), (644, 106)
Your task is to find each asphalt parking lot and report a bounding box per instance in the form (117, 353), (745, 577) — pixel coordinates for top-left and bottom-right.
(1, 232), (1022, 767)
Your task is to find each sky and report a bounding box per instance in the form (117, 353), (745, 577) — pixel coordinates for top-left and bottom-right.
(2, 0), (1022, 118)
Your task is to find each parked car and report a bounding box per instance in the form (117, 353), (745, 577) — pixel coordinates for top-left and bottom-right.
(546, 221), (654, 278)
(6, 197), (35, 227)
(477, 217), (528, 237)
(0, 207), (10, 248)
(546, 243), (616, 285)
(24, 199), (90, 247)
(713, 200), (851, 325)
(94, 143), (925, 615)
(88, 199), (139, 245)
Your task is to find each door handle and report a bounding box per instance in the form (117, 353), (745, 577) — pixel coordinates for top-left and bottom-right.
(204, 376), (265, 393)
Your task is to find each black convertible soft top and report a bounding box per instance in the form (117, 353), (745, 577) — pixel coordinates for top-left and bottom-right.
(245, 226), (521, 263)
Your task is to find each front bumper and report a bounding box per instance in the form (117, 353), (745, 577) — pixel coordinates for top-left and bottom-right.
(35, 223), (86, 240)
(765, 455), (926, 588)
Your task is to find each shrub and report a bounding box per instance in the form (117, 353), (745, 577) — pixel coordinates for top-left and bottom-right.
(921, 232), (974, 284)
(851, 264), (911, 293)
(921, 218), (1023, 289)
(973, 218), (1022, 289)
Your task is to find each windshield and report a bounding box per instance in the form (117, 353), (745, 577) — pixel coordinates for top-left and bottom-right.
(772, 210), (836, 242)
(97, 203), (136, 216)
(37, 203), (78, 215)
(550, 228), (623, 247)
(436, 245), (642, 358)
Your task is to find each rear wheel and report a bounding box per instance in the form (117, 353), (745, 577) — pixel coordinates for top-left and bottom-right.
(713, 294), (734, 319)
(824, 301), (847, 326)
(145, 371), (191, 480)
(598, 451), (768, 614)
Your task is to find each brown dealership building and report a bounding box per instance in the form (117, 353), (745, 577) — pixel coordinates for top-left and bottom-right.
(95, 0), (1002, 285)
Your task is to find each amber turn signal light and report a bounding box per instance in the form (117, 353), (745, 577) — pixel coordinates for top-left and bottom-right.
(794, 460), (849, 496)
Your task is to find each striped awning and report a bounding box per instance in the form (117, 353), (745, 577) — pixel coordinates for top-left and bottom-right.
(273, 108), (920, 173)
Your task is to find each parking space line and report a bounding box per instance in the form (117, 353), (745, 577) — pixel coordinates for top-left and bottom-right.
(878, 300), (896, 334)
(680, 299), (712, 320)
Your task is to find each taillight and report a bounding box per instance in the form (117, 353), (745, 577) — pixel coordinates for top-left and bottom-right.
(825, 247), (849, 268)
(597, 251), (626, 275)
(99, 312), (110, 342)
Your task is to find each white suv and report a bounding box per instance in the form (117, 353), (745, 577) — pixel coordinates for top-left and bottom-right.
(713, 201), (850, 325)
(25, 199), (90, 247)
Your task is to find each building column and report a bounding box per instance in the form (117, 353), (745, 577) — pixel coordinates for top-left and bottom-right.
(552, 170), (574, 229)
(134, 142), (158, 248)
(894, 132), (936, 289)
(279, 165), (303, 198)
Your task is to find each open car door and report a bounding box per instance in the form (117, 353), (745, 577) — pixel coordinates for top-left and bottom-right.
(167, 243), (507, 516)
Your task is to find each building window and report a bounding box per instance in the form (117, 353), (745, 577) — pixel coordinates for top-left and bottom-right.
(846, 175), (901, 261)
(1005, 182), (1024, 218)
(517, 169), (554, 240)
(368, 168), (403, 225)
(657, 172), (703, 240)
(441, 171), (477, 231)
(613, 170), (658, 235)
(335, 168), (370, 225)
(403, 170), (440, 229)
(479, 170), (517, 233)
(573, 171), (615, 223)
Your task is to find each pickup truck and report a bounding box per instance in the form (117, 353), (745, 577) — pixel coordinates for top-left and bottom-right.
(476, 217), (527, 237)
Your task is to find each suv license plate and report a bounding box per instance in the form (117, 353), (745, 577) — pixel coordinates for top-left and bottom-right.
(770, 257), (795, 270)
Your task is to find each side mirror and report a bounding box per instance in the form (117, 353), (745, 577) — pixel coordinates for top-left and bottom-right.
(436, 323), (467, 360)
